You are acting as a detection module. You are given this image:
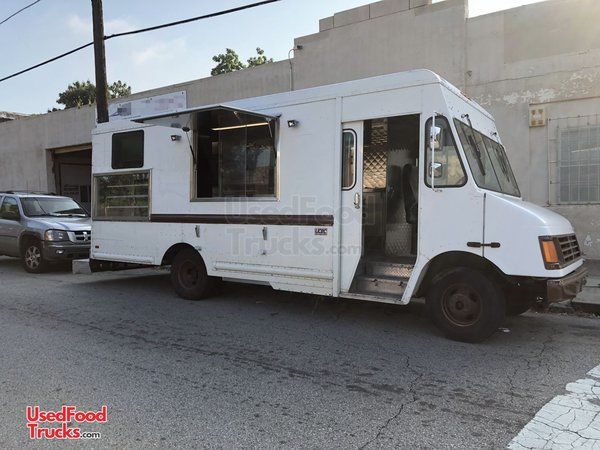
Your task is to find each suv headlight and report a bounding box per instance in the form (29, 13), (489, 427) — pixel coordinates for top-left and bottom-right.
(44, 229), (69, 242)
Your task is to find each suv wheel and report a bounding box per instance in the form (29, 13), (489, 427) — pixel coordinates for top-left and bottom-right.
(22, 240), (48, 273)
(427, 267), (506, 343)
(170, 248), (215, 300)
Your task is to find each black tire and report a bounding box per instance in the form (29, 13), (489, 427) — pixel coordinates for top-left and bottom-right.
(170, 248), (215, 300)
(506, 298), (534, 316)
(22, 240), (48, 274)
(426, 267), (506, 343)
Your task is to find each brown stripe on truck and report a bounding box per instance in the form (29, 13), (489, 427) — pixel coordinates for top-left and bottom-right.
(150, 214), (334, 226)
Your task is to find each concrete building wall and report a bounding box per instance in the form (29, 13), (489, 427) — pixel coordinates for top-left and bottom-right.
(0, 105), (95, 193)
(2, 0), (600, 256)
(292, 0), (465, 90)
(464, 0), (600, 257)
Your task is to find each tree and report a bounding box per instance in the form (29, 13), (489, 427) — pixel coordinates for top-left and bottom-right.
(56, 80), (132, 109)
(210, 48), (273, 76)
(247, 47), (274, 67)
(57, 81), (96, 108)
(108, 80), (132, 99)
(211, 48), (246, 76)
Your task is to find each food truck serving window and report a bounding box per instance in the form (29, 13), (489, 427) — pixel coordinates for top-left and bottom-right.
(133, 105), (278, 200)
(194, 109), (277, 199)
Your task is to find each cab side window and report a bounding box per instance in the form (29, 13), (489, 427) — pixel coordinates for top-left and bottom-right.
(425, 117), (467, 188)
(0, 197), (20, 218)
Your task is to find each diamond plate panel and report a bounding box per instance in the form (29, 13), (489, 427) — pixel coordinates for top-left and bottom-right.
(385, 223), (413, 256)
(364, 145), (387, 189)
(385, 147), (413, 256)
(367, 262), (413, 278)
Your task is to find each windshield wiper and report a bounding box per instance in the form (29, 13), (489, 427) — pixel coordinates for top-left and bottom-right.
(462, 114), (486, 176)
(50, 213), (87, 217)
(489, 133), (511, 180)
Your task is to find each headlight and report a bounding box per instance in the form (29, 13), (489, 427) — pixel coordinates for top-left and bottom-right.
(44, 229), (69, 242)
(539, 236), (560, 270)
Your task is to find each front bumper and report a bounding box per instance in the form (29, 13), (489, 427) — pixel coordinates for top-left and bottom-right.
(546, 265), (588, 303)
(43, 242), (90, 261)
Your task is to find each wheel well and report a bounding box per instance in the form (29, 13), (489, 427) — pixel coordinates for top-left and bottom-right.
(414, 251), (507, 298)
(19, 234), (40, 255)
(161, 243), (197, 266)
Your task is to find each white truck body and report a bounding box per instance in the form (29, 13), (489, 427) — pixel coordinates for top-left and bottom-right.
(91, 70), (586, 340)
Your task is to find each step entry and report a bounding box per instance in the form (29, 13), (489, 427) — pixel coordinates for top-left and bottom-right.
(349, 257), (414, 300)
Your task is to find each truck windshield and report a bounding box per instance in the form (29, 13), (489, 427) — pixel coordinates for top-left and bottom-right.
(454, 119), (521, 197)
(21, 197), (89, 218)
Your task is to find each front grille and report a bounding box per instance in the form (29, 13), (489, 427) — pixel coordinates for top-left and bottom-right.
(70, 230), (91, 243)
(557, 234), (582, 265)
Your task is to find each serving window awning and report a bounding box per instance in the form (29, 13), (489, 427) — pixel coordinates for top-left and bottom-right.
(133, 104), (279, 130)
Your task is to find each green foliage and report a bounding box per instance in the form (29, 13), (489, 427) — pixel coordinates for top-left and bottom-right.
(108, 80), (132, 99)
(57, 80), (96, 108)
(211, 48), (246, 76)
(247, 47), (274, 67)
(210, 48), (273, 76)
(56, 80), (132, 109)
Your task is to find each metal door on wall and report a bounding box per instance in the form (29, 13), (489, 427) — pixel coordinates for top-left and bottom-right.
(51, 148), (92, 213)
(59, 164), (92, 212)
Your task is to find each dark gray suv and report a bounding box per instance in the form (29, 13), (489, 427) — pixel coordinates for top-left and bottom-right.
(0, 192), (91, 273)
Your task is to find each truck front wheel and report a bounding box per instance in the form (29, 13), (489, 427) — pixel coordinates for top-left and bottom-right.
(426, 267), (506, 343)
(170, 248), (215, 300)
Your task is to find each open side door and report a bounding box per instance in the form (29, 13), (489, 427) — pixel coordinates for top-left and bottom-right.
(340, 122), (364, 292)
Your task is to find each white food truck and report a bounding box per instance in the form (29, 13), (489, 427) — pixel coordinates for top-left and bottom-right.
(90, 70), (586, 342)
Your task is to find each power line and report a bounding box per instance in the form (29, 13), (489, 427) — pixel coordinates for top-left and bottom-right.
(0, 42), (93, 83)
(0, 0), (43, 26)
(105, 0), (280, 39)
(0, 0), (281, 84)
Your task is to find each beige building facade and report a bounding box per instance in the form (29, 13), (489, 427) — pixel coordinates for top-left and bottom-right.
(2, 0), (600, 256)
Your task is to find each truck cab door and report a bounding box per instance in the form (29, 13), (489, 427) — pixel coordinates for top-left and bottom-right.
(340, 123), (364, 292)
(418, 115), (484, 260)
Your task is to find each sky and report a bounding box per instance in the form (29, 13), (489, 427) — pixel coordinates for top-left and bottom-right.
(0, 0), (547, 114)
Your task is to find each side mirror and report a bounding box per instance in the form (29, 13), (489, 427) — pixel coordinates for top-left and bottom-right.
(430, 125), (443, 151)
(429, 114), (444, 191)
(429, 162), (443, 179)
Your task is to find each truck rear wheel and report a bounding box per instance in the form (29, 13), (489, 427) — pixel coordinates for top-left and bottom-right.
(426, 267), (506, 343)
(170, 248), (215, 300)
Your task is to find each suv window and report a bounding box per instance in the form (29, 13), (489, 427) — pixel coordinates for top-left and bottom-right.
(0, 197), (19, 216)
(21, 197), (88, 217)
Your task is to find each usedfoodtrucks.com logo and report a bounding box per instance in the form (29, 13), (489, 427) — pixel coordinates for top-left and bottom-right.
(26, 405), (106, 440)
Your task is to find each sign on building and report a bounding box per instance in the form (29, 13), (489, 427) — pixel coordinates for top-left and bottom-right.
(529, 105), (547, 127)
(107, 91), (187, 122)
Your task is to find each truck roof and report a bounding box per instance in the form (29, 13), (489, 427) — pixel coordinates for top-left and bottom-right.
(95, 69), (493, 132)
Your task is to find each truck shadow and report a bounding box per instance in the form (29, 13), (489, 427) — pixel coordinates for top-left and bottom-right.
(76, 269), (567, 346)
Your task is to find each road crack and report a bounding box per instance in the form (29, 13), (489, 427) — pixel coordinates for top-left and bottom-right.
(358, 355), (424, 449)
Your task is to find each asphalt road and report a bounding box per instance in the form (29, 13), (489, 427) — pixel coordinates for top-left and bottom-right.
(0, 256), (599, 449)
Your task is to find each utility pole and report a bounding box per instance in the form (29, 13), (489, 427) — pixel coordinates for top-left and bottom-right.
(91, 0), (109, 123)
